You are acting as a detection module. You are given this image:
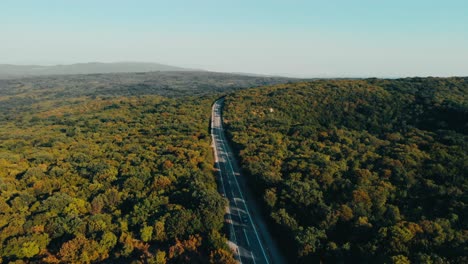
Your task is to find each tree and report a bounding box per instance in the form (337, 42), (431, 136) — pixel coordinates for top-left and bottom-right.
(295, 226), (327, 257)
(209, 249), (237, 264)
(141, 225), (153, 242)
(59, 235), (104, 263)
(3, 234), (49, 259)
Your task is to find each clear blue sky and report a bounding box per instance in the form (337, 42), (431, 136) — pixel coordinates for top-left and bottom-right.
(1, 0), (467, 77)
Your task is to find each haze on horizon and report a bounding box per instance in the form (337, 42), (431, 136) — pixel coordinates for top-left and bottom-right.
(1, 0), (467, 78)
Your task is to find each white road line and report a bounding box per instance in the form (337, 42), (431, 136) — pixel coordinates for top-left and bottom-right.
(215, 100), (270, 264)
(228, 168), (247, 245)
(243, 228), (251, 246)
(251, 251), (257, 264)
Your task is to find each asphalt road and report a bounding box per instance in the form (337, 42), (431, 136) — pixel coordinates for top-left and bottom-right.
(211, 98), (285, 264)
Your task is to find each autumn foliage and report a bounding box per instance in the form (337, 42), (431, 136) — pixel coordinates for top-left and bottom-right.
(223, 78), (467, 263)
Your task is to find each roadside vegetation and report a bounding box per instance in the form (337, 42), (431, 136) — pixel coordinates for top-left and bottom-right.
(223, 78), (467, 263)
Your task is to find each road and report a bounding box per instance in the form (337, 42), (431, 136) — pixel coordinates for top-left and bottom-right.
(211, 98), (285, 264)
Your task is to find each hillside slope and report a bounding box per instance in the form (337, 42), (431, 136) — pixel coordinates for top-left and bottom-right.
(223, 77), (468, 263)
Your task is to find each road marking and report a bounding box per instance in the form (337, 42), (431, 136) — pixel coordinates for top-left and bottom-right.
(243, 228), (250, 246)
(211, 103), (242, 264)
(214, 100), (270, 264)
(251, 251), (257, 264)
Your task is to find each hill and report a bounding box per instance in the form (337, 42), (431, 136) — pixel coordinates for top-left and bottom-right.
(0, 71), (293, 121)
(0, 62), (193, 79)
(223, 77), (468, 263)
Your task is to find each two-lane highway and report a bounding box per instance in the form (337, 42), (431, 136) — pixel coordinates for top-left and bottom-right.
(211, 98), (285, 264)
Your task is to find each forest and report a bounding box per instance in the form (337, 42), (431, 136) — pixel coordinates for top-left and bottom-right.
(0, 72), (290, 263)
(1, 73), (466, 263)
(223, 77), (467, 263)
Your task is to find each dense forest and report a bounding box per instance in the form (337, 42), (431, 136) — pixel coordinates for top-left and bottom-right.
(0, 72), (291, 263)
(0, 71), (291, 99)
(223, 78), (468, 263)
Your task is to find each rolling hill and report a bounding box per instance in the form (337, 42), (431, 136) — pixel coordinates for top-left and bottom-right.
(0, 62), (194, 79)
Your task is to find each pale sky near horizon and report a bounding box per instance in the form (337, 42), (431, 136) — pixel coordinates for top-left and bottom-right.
(1, 0), (467, 77)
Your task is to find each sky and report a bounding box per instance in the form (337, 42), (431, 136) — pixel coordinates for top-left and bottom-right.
(1, 0), (467, 77)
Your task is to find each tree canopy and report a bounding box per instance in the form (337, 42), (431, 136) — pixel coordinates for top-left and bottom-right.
(223, 77), (468, 263)
(0, 71), (284, 263)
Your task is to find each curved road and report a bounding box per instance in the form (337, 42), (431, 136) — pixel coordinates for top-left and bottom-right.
(211, 98), (285, 264)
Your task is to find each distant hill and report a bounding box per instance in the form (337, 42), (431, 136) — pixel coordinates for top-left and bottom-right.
(0, 71), (294, 107)
(0, 62), (195, 79)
